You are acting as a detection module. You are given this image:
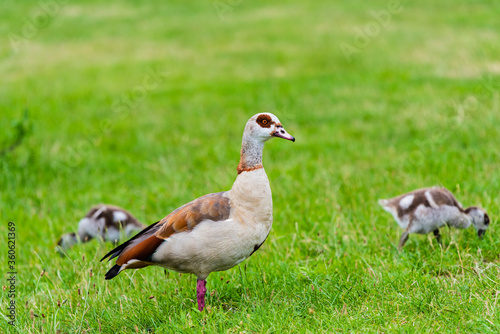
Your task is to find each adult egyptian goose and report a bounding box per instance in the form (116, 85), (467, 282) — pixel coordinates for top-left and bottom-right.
(58, 204), (145, 250)
(379, 187), (490, 249)
(101, 113), (295, 311)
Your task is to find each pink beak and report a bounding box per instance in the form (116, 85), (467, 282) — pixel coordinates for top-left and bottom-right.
(273, 126), (295, 142)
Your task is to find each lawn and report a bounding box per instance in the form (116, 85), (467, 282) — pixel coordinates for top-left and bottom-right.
(1, 0), (500, 332)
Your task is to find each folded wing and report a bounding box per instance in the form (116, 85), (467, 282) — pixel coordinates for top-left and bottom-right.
(101, 192), (231, 279)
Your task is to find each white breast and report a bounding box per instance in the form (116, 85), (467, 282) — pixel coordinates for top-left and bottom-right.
(229, 168), (273, 226)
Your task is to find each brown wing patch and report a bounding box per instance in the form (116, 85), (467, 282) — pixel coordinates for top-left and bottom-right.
(156, 192), (231, 239)
(85, 205), (115, 230)
(85, 204), (145, 229)
(99, 208), (116, 229)
(85, 206), (101, 218)
(256, 114), (273, 128)
(104, 193), (231, 268)
(101, 221), (163, 263)
(396, 189), (430, 219)
(116, 234), (164, 266)
(394, 187), (462, 220)
(106, 204), (146, 228)
(434, 188), (464, 211)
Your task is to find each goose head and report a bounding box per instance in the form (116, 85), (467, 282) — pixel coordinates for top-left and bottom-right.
(466, 207), (490, 238)
(244, 113), (295, 143)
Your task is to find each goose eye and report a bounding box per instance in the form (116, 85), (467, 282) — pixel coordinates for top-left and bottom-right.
(262, 119), (268, 125)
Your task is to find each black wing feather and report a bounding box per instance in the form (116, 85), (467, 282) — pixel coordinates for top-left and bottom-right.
(100, 221), (161, 262)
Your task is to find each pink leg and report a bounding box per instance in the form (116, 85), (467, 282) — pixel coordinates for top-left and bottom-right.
(196, 279), (207, 311)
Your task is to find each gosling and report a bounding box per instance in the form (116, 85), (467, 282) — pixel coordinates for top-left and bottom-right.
(58, 204), (145, 251)
(379, 187), (490, 249)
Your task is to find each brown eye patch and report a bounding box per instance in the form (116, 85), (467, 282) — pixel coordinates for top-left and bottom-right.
(256, 114), (273, 128)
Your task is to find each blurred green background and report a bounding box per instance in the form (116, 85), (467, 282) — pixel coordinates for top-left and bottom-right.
(1, 0), (500, 332)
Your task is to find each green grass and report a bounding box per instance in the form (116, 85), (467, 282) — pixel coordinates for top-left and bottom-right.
(1, 0), (500, 332)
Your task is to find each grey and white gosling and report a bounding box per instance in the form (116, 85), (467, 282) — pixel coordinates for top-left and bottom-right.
(379, 187), (490, 249)
(58, 204), (145, 251)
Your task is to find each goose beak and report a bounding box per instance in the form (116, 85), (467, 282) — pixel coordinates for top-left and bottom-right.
(273, 126), (295, 142)
(478, 229), (486, 238)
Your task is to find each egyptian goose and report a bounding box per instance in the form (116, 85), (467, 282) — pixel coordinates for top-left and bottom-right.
(379, 187), (490, 249)
(101, 113), (295, 311)
(58, 204), (145, 250)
